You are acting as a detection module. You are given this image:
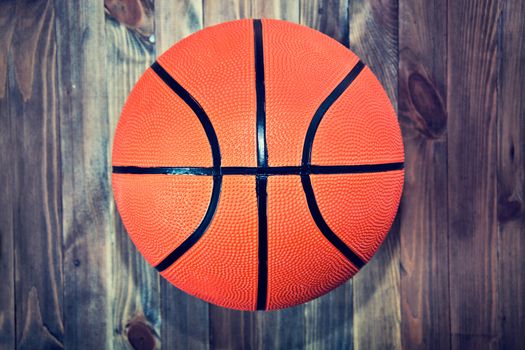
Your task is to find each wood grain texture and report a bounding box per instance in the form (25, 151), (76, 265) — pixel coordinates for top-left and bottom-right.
(56, 0), (111, 348)
(104, 0), (154, 38)
(398, 0), (450, 349)
(497, 0), (525, 348)
(0, 0), (16, 99)
(201, 3), (258, 349)
(302, 285), (353, 350)
(105, 13), (160, 350)
(300, 2), (355, 349)
(0, 3), (16, 348)
(0, 93), (15, 350)
(2, 1), (525, 349)
(349, 0), (398, 104)
(9, 1), (64, 349)
(255, 0), (299, 22)
(154, 3), (210, 350)
(250, 3), (303, 349)
(301, 0), (349, 45)
(348, 1), (401, 349)
(155, 0), (203, 55)
(203, 0), (253, 26)
(447, 0), (500, 349)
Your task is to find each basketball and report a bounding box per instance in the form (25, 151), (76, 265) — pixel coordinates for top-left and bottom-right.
(111, 19), (404, 311)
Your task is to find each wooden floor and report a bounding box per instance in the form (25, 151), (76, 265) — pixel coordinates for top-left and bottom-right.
(1, 0), (524, 349)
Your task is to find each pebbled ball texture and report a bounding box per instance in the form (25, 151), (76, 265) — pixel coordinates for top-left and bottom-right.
(112, 18), (404, 310)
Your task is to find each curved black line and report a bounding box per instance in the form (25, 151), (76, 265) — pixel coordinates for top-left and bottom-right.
(301, 61), (367, 269)
(112, 162), (404, 176)
(254, 19), (268, 311)
(301, 61), (365, 167)
(301, 175), (365, 269)
(155, 175), (222, 272)
(149, 61), (222, 271)
(151, 62), (221, 171)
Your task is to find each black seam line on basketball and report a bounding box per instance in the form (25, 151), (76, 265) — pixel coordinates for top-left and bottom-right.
(256, 175), (268, 311)
(150, 61), (221, 171)
(254, 19), (268, 168)
(301, 174), (366, 269)
(155, 175), (222, 272)
(112, 162), (404, 176)
(150, 61), (223, 272)
(301, 60), (365, 167)
(300, 61), (367, 269)
(254, 19), (268, 311)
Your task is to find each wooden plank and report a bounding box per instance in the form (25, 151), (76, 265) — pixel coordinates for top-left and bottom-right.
(155, 0), (202, 52)
(154, 2), (210, 349)
(4, 1), (525, 349)
(497, 0), (525, 348)
(348, 0), (401, 349)
(201, 2), (352, 348)
(200, 3), (257, 349)
(0, 0), (16, 99)
(202, 3), (352, 349)
(0, 88), (15, 350)
(8, 1), (64, 349)
(55, 1), (112, 348)
(203, 0), (252, 27)
(348, 0), (398, 103)
(254, 0), (299, 22)
(253, 3), (302, 349)
(398, 0), (450, 349)
(104, 0), (154, 39)
(105, 10), (161, 350)
(299, 2), (356, 349)
(301, 0), (349, 45)
(302, 286), (353, 350)
(447, 0), (500, 348)
(0, 3), (16, 349)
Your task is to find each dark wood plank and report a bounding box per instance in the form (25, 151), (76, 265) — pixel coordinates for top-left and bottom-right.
(300, 2), (356, 349)
(201, 3), (258, 349)
(204, 3), (353, 348)
(154, 2), (211, 349)
(0, 0), (16, 99)
(203, 3), (353, 349)
(250, 3), (303, 348)
(301, 0), (349, 46)
(55, 1), (112, 348)
(497, 0), (525, 348)
(253, 5), (309, 349)
(105, 10), (161, 350)
(348, 0), (401, 348)
(447, 0), (500, 348)
(4, 1), (525, 349)
(302, 286), (353, 349)
(0, 3), (16, 349)
(349, 0), (398, 102)
(9, 1), (64, 349)
(0, 90), (15, 350)
(398, 0), (450, 349)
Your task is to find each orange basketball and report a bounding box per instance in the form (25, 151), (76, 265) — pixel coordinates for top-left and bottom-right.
(111, 19), (404, 311)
